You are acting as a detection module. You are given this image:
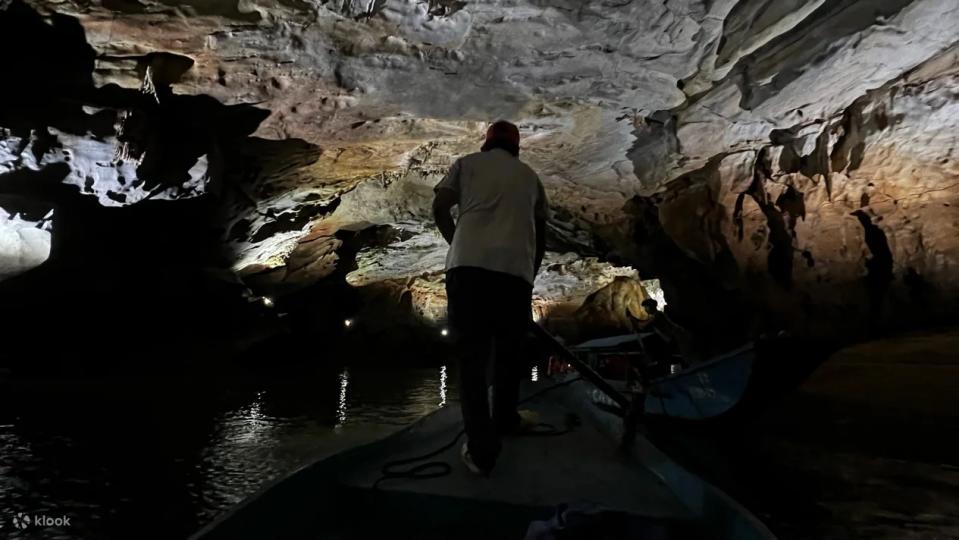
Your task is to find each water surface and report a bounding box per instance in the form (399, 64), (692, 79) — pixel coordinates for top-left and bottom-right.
(0, 365), (459, 539)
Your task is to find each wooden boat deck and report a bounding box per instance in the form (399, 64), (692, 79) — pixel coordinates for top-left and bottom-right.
(341, 380), (689, 518)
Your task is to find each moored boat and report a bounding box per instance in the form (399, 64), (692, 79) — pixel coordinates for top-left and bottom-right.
(562, 330), (756, 421)
(642, 344), (755, 420)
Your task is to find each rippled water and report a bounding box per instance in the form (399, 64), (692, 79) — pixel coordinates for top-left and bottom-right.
(0, 365), (460, 539)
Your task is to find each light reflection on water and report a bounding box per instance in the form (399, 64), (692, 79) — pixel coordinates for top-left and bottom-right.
(0, 366), (460, 540)
(335, 368), (350, 428)
(190, 366), (460, 526)
(439, 365), (448, 407)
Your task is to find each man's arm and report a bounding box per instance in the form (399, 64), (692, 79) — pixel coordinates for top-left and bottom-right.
(433, 187), (457, 245)
(533, 178), (549, 275)
(433, 159), (462, 244)
(534, 216), (546, 275)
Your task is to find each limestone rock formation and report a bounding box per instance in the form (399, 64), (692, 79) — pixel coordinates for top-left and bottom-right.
(622, 41), (959, 342)
(572, 276), (652, 341)
(2, 0), (959, 350)
(0, 201), (51, 280)
(346, 248), (649, 327)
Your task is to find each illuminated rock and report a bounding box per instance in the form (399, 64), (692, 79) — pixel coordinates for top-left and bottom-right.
(571, 276), (653, 340)
(0, 205), (51, 280)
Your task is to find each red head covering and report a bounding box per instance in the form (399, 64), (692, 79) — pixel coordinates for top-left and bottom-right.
(482, 120), (520, 155)
(485, 120), (520, 146)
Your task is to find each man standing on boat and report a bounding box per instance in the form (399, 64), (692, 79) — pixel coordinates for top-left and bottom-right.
(433, 120), (549, 475)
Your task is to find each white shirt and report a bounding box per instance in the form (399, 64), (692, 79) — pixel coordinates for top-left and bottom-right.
(434, 149), (549, 285)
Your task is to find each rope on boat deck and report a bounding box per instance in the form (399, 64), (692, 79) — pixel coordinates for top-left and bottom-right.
(373, 377), (584, 489)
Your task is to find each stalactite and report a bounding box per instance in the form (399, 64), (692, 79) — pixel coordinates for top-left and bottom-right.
(112, 65), (161, 166)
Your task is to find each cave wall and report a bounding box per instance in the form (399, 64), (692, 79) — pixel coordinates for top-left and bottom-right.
(623, 43), (959, 341)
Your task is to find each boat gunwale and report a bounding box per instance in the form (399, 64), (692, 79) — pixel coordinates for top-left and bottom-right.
(656, 343), (755, 382)
(556, 374), (777, 540)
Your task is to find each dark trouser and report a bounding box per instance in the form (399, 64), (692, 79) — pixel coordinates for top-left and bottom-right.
(446, 266), (533, 471)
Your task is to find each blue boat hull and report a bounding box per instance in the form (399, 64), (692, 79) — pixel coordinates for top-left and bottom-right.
(643, 345), (755, 420)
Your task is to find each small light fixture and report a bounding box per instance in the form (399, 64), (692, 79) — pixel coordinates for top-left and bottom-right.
(261, 296), (274, 308)
(344, 319), (353, 328)
(440, 328), (449, 337)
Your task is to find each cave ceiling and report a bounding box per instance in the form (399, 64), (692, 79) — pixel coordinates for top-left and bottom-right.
(2, 0), (959, 331)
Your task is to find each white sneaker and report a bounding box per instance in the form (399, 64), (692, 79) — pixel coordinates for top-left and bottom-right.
(460, 442), (486, 476)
